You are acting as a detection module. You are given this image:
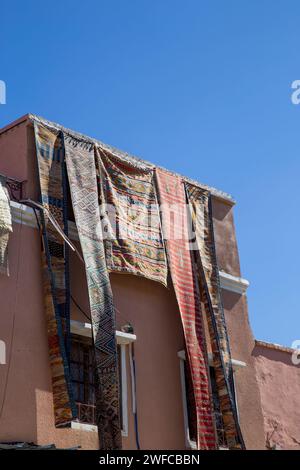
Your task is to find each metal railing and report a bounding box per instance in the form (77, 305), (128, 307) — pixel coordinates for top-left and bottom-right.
(5, 177), (24, 201)
(75, 402), (96, 425)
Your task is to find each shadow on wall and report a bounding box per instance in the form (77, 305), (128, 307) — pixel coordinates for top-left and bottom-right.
(212, 202), (232, 222)
(221, 290), (241, 310)
(252, 345), (299, 367)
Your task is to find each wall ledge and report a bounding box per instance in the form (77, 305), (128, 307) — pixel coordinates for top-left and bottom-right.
(71, 422), (97, 433)
(71, 320), (137, 344)
(219, 271), (249, 295)
(178, 350), (246, 370)
(10, 202), (250, 296)
(255, 339), (296, 354)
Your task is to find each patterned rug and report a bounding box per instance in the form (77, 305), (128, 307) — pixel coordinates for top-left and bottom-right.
(155, 169), (217, 450)
(34, 123), (76, 426)
(185, 183), (245, 449)
(64, 136), (122, 449)
(96, 147), (167, 286)
(0, 175), (12, 276)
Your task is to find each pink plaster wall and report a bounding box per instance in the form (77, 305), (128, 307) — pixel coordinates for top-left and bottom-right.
(254, 344), (300, 450)
(0, 117), (268, 450)
(212, 198), (241, 277)
(70, 246), (187, 450)
(212, 198), (266, 449)
(0, 224), (187, 449)
(0, 116), (39, 200)
(221, 292), (266, 449)
(0, 117), (28, 181)
(0, 222), (100, 449)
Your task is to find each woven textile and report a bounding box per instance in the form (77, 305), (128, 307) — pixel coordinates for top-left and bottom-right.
(64, 137), (122, 450)
(34, 123), (75, 426)
(96, 147), (167, 286)
(155, 169), (217, 450)
(0, 176), (12, 276)
(185, 183), (245, 449)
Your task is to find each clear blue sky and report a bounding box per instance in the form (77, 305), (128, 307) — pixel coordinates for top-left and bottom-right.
(1, 1), (299, 347)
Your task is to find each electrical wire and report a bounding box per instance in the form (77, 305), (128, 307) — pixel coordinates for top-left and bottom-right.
(19, 199), (84, 263)
(71, 295), (91, 322)
(19, 198), (132, 327)
(71, 293), (131, 329)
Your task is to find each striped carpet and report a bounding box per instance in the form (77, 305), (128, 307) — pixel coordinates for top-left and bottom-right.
(155, 168), (217, 450)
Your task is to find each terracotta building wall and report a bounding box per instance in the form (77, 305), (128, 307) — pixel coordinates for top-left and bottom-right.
(0, 117), (266, 449)
(254, 342), (300, 450)
(0, 120), (187, 449)
(212, 199), (266, 449)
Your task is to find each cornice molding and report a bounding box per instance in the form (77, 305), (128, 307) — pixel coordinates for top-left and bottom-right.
(219, 271), (249, 295)
(11, 202), (249, 295)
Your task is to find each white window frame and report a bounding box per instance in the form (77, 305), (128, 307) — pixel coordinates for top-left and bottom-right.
(70, 320), (136, 436)
(177, 350), (197, 449)
(177, 349), (245, 449)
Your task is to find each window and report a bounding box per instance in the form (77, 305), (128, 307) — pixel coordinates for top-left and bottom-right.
(70, 335), (127, 434)
(69, 323), (137, 436)
(178, 350), (227, 449)
(70, 334), (96, 425)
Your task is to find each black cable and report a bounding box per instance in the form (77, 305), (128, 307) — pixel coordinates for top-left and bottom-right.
(71, 293), (131, 329)
(71, 295), (91, 322)
(32, 206), (41, 233)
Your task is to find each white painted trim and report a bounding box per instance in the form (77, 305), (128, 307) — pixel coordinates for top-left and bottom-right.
(231, 358), (247, 371)
(71, 420), (128, 437)
(117, 331), (137, 345)
(10, 202), (250, 295)
(70, 320), (92, 338)
(70, 321), (132, 437)
(10, 201), (79, 238)
(71, 421), (128, 437)
(71, 421), (97, 433)
(70, 320), (137, 344)
(178, 355), (197, 450)
(120, 343), (128, 437)
(177, 350), (246, 370)
(219, 271), (249, 295)
(11, 201), (38, 229)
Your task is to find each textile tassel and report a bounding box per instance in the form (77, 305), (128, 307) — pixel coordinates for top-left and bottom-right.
(185, 183), (245, 449)
(155, 169), (217, 450)
(64, 136), (122, 450)
(34, 123), (76, 425)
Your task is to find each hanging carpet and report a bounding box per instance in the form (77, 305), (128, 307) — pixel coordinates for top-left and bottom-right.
(155, 168), (217, 450)
(185, 183), (245, 449)
(64, 136), (122, 450)
(96, 147), (167, 286)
